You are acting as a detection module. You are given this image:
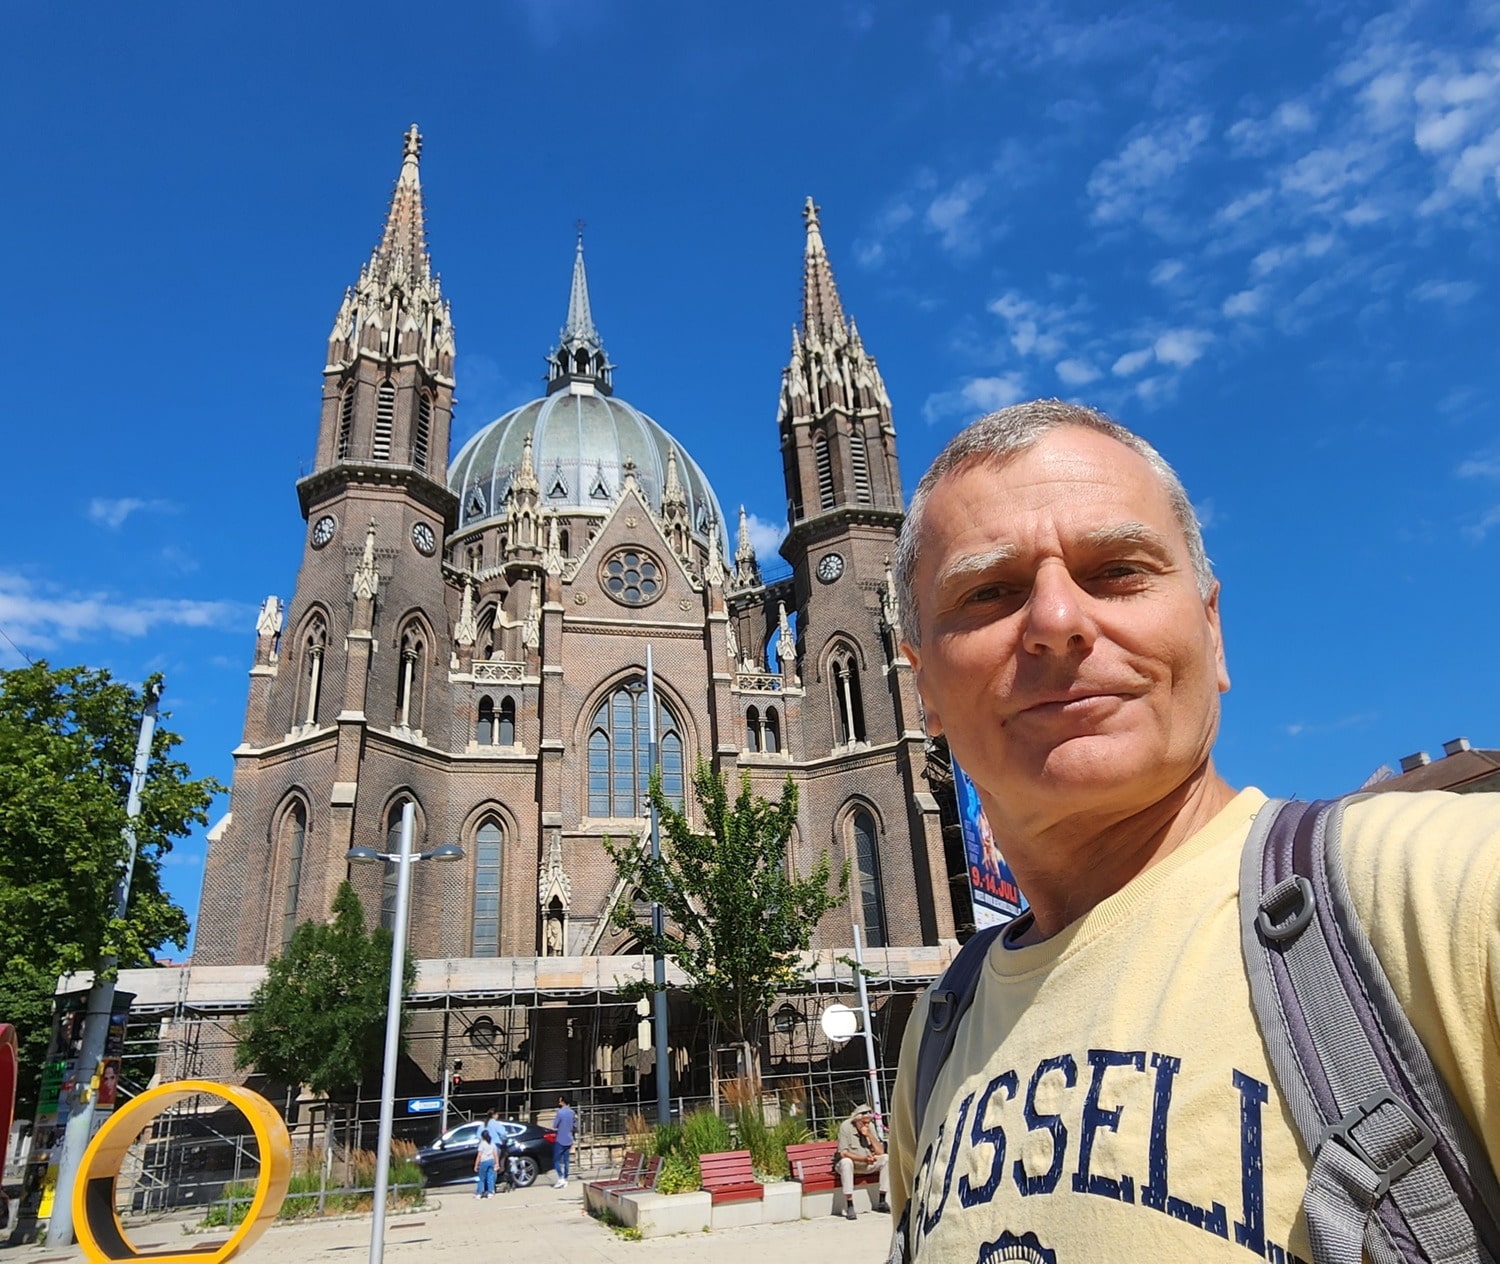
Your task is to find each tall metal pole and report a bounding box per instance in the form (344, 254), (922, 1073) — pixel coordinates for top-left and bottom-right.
(47, 679), (162, 1246)
(368, 801), (414, 1264)
(852, 925), (885, 1134)
(644, 647), (671, 1122)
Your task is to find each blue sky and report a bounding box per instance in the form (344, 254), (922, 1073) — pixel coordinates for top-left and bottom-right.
(7, 1), (1500, 948)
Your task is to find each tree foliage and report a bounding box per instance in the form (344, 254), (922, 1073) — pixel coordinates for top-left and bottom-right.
(236, 882), (415, 1100)
(604, 762), (848, 1068)
(0, 662), (217, 1103)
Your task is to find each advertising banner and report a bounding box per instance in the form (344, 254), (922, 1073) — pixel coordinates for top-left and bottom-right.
(951, 754), (1026, 928)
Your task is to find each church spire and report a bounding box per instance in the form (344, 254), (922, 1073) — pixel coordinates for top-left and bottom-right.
(801, 198), (847, 342)
(546, 227), (613, 396)
(376, 124), (431, 280)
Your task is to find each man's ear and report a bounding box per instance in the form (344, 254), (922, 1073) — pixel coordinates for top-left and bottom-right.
(903, 640), (943, 737)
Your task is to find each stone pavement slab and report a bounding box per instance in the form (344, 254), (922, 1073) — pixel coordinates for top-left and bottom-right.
(2, 1184), (893, 1264)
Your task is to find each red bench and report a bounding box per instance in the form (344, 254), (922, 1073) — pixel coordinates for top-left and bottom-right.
(786, 1140), (879, 1194)
(584, 1150), (644, 1208)
(699, 1149), (762, 1204)
(603, 1155), (663, 1215)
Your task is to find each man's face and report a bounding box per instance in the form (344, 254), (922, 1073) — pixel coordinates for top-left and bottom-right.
(905, 427), (1229, 831)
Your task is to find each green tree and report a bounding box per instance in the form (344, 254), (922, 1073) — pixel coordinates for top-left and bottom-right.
(604, 762), (848, 1082)
(0, 662), (216, 1104)
(236, 881), (415, 1100)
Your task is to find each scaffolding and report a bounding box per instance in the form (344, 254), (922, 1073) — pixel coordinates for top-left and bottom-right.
(59, 943), (954, 1196)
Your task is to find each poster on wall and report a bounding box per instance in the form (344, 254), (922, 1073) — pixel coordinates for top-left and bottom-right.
(951, 754), (1026, 928)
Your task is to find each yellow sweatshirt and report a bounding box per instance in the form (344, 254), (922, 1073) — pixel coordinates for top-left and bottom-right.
(888, 789), (1500, 1262)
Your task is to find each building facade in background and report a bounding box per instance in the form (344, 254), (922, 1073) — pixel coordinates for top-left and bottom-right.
(195, 127), (959, 972)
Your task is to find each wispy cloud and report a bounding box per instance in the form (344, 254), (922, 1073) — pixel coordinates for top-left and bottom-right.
(1087, 114), (1212, 230)
(0, 572), (249, 663)
(923, 373), (1028, 425)
(88, 498), (176, 530)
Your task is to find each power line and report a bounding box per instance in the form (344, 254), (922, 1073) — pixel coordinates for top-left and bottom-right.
(0, 622), (34, 665)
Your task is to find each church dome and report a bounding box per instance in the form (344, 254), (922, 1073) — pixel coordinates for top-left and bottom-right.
(448, 387), (728, 539)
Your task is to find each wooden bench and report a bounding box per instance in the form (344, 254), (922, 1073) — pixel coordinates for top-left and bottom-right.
(786, 1140), (880, 1194)
(584, 1150), (644, 1211)
(699, 1149), (762, 1205)
(603, 1155), (663, 1216)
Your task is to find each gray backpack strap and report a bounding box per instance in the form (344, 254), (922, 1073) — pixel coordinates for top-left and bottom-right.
(897, 922), (1006, 1261)
(1241, 798), (1500, 1264)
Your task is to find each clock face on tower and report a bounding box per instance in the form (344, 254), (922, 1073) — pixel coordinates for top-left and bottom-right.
(311, 515), (336, 548)
(411, 522), (436, 556)
(816, 552), (845, 584)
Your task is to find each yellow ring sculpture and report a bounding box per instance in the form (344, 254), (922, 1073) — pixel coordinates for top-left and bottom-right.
(74, 1079), (291, 1264)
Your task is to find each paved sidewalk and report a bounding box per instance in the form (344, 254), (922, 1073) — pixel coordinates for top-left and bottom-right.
(5, 1183), (893, 1264)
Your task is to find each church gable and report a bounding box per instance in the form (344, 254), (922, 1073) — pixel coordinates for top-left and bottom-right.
(564, 482), (701, 615)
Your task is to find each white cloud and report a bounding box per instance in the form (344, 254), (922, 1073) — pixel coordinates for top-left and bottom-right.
(0, 572), (248, 661)
(1149, 259), (1186, 286)
(1222, 287), (1267, 318)
(1153, 327), (1212, 368)
(1087, 114), (1211, 225)
(1411, 279), (1479, 305)
(986, 289), (1079, 360)
(925, 177), (986, 253)
(1112, 348), (1154, 376)
(1055, 357), (1101, 386)
(1193, 496), (1222, 530)
(88, 497), (176, 530)
(740, 512), (785, 561)
(923, 373), (1028, 424)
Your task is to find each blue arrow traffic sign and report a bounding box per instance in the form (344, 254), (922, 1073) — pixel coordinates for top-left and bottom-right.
(407, 1097), (443, 1114)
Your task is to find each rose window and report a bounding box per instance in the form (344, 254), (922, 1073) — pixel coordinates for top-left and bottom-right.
(601, 549), (663, 606)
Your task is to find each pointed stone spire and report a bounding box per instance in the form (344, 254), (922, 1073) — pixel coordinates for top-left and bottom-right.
(663, 447), (686, 509)
(513, 432), (539, 493)
(543, 511), (564, 575)
(522, 582), (541, 650)
(327, 125), (453, 380)
(704, 519), (725, 588)
(563, 229), (599, 346)
(454, 577), (478, 647)
(802, 198), (847, 342)
(546, 226), (613, 395)
(776, 601), (797, 671)
(352, 521), (379, 600)
(734, 505), (761, 587)
(881, 555), (900, 630)
(376, 124), (431, 279)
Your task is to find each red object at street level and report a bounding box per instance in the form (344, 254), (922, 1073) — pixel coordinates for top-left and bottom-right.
(0, 1025), (17, 1176)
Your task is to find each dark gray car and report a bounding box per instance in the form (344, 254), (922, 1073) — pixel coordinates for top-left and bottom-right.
(414, 1119), (556, 1189)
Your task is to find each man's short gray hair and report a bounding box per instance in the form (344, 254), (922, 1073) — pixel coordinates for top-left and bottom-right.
(894, 399), (1214, 648)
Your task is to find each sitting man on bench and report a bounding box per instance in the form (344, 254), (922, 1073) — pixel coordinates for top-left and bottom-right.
(835, 1104), (891, 1220)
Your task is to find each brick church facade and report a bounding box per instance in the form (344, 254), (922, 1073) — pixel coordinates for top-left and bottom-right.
(194, 126), (958, 974)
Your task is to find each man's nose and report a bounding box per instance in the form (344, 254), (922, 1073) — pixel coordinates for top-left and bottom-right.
(1021, 562), (1096, 656)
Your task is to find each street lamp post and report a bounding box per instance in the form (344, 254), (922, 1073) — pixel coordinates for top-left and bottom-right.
(347, 802), (462, 1264)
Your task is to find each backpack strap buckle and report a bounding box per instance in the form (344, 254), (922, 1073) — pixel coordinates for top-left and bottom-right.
(1256, 874), (1315, 943)
(1321, 1090), (1437, 1198)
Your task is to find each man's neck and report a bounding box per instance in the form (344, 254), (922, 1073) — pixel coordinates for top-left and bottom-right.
(1001, 762), (1239, 942)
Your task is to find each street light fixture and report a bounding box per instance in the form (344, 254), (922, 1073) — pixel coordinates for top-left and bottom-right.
(346, 801), (462, 1264)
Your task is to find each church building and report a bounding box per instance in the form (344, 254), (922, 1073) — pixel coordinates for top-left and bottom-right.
(194, 125), (958, 983)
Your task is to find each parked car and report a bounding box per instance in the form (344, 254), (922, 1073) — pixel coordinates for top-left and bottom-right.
(414, 1119), (555, 1189)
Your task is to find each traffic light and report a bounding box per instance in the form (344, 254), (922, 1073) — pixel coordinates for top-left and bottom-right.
(451, 1059), (463, 1090)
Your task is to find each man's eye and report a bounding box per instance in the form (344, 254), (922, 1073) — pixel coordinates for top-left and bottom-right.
(965, 584), (1003, 604)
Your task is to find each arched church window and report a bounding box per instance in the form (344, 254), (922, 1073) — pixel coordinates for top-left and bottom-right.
(586, 680), (684, 817)
(299, 617), (327, 730)
(476, 696), (494, 745)
(746, 706), (761, 753)
(559, 528), (570, 556)
(336, 385), (355, 460)
(814, 433), (835, 510)
(830, 649), (866, 746)
(498, 696), (516, 745)
(765, 706), (781, 754)
(413, 392), (432, 470)
(396, 625), (427, 730)
(851, 808), (887, 948)
(280, 800), (307, 948)
(373, 380), (395, 461)
(471, 817), (503, 956)
(382, 798), (420, 930)
(850, 435), (872, 504)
